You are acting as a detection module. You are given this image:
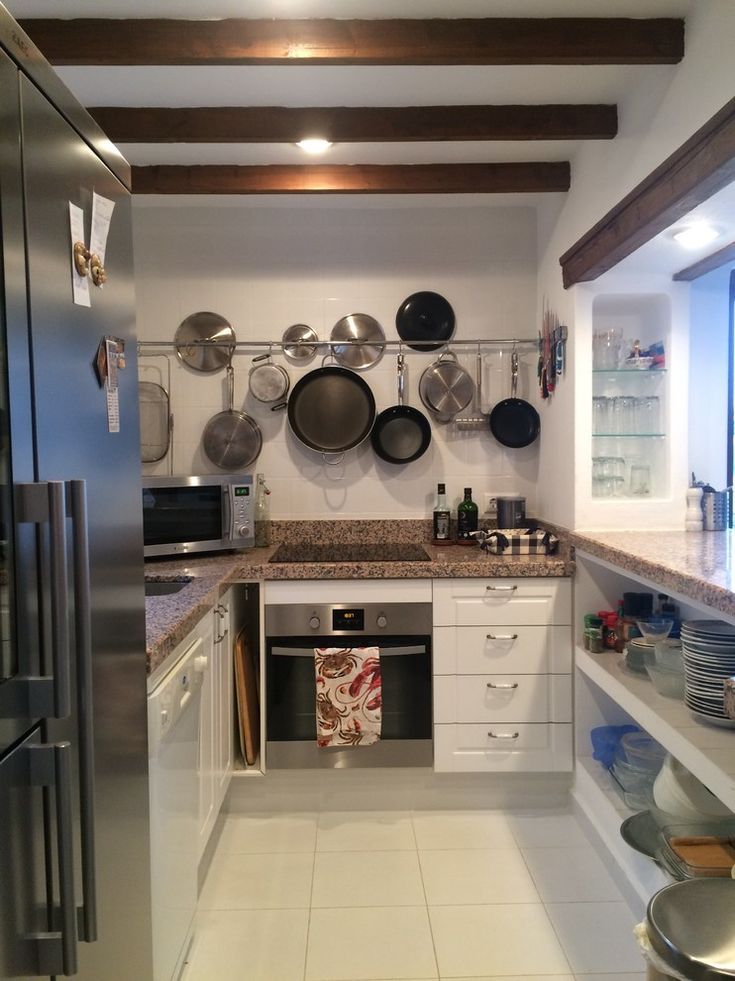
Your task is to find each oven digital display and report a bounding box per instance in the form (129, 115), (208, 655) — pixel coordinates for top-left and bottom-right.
(235, 487), (250, 496)
(333, 608), (364, 631)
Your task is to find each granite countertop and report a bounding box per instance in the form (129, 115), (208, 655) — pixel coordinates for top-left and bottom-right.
(145, 537), (572, 676)
(570, 529), (735, 619)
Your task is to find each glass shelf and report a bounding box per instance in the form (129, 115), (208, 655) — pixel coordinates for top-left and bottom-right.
(592, 368), (666, 375)
(592, 433), (666, 438)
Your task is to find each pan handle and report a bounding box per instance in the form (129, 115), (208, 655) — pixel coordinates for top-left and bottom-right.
(226, 364), (235, 411)
(397, 354), (405, 407)
(511, 350), (519, 398)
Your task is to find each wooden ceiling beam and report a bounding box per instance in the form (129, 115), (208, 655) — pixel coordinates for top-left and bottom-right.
(559, 96), (735, 288)
(19, 17), (684, 66)
(131, 161), (571, 195)
(89, 104), (617, 143)
(673, 240), (735, 282)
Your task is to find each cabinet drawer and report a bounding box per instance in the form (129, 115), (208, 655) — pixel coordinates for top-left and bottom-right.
(432, 578), (571, 627)
(434, 674), (572, 724)
(433, 624), (572, 675)
(433, 723), (573, 772)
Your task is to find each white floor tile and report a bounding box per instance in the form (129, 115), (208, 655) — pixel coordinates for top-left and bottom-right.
(312, 850), (425, 908)
(411, 809), (517, 850)
(216, 811), (318, 853)
(419, 848), (539, 905)
(522, 846), (626, 903)
(306, 906), (438, 980)
(545, 901), (643, 975)
(183, 908), (309, 981)
(316, 811), (415, 851)
(448, 977), (575, 981)
(574, 974), (646, 981)
(429, 903), (571, 977)
(508, 810), (590, 848)
(198, 851), (314, 910)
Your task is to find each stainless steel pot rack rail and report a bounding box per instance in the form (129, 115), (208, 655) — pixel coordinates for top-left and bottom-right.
(138, 337), (537, 353)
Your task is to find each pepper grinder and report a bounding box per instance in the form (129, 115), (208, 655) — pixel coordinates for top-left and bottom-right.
(686, 473), (703, 532)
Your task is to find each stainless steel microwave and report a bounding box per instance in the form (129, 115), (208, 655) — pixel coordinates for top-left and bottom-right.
(142, 475), (255, 558)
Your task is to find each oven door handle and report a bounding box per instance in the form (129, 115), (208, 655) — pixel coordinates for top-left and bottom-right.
(269, 645), (426, 657)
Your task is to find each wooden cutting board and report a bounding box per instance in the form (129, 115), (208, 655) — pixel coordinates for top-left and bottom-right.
(234, 627), (260, 767)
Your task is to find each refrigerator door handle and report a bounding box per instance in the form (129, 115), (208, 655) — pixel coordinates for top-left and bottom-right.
(4, 481), (72, 720)
(27, 741), (79, 977)
(68, 479), (98, 942)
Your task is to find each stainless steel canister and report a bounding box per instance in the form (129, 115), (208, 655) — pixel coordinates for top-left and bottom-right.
(702, 489), (730, 531)
(496, 495), (526, 528)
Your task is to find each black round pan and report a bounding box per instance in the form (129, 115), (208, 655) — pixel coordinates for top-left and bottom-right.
(372, 355), (431, 464)
(489, 351), (540, 449)
(396, 291), (455, 352)
(287, 364), (376, 455)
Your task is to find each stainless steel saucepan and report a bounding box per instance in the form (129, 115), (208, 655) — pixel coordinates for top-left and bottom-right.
(419, 350), (474, 423)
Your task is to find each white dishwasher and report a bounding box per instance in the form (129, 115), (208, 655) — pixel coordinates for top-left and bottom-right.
(148, 637), (207, 981)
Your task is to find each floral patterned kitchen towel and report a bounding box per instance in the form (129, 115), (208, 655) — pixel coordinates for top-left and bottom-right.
(314, 647), (382, 747)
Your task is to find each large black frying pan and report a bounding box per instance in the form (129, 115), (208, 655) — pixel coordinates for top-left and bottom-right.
(396, 291), (455, 352)
(371, 354), (431, 464)
(287, 363), (376, 461)
(489, 351), (540, 449)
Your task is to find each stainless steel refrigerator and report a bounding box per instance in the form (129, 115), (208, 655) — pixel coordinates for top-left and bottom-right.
(0, 7), (154, 979)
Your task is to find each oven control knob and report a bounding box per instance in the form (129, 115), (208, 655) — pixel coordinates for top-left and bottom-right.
(309, 616), (320, 630)
(376, 614), (388, 629)
(238, 524), (250, 537)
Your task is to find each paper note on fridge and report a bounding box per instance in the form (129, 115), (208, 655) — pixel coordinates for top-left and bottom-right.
(90, 192), (115, 265)
(68, 202), (91, 307)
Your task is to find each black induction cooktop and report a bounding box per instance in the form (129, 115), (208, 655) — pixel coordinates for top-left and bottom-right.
(268, 543), (431, 563)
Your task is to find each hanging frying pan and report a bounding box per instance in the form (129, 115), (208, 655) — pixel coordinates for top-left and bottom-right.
(396, 291), (455, 352)
(202, 362), (262, 469)
(419, 350), (474, 423)
(287, 360), (376, 463)
(489, 350), (540, 449)
(371, 354), (431, 465)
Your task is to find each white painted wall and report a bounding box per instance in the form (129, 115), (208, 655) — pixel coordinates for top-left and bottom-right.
(134, 200), (542, 520)
(688, 264), (734, 490)
(535, 0), (735, 529)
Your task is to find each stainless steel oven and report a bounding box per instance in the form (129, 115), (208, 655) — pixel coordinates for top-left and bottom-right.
(265, 602), (433, 768)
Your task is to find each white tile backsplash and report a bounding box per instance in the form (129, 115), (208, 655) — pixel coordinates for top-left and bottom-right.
(134, 201), (540, 518)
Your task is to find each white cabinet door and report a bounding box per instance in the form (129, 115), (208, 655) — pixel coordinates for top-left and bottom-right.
(214, 589), (233, 808)
(433, 624), (572, 675)
(434, 723), (573, 772)
(197, 611), (216, 858)
(433, 578), (571, 626)
(434, 674), (572, 724)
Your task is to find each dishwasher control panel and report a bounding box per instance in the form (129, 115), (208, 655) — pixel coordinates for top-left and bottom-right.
(147, 637), (205, 754)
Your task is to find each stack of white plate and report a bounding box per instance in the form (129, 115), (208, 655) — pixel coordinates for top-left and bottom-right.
(682, 620), (735, 728)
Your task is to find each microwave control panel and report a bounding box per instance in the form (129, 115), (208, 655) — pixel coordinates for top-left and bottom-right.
(229, 481), (254, 546)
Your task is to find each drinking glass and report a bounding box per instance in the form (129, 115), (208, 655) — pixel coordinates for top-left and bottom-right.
(635, 395), (660, 434)
(593, 329), (622, 370)
(612, 396), (635, 435)
(630, 464), (651, 496)
(592, 397), (611, 434)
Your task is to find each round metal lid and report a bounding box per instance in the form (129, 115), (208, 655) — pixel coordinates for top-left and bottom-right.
(330, 314), (385, 370)
(282, 323), (318, 364)
(174, 312), (236, 372)
(647, 879), (735, 979)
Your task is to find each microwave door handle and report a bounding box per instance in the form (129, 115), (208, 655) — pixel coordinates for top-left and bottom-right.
(68, 480), (97, 942)
(222, 484), (233, 541)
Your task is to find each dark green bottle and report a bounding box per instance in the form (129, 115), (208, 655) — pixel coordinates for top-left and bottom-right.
(457, 487), (478, 543)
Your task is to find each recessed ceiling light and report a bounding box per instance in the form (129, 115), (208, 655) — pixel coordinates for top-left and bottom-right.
(296, 138), (332, 155)
(672, 222), (720, 249)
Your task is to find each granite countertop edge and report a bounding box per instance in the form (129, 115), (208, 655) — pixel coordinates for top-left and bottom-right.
(569, 529), (735, 620)
(145, 544), (572, 676)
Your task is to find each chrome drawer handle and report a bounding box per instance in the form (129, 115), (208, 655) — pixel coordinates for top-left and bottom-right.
(486, 633), (518, 641)
(485, 584), (517, 592)
(486, 681), (519, 690)
(488, 731), (519, 739)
